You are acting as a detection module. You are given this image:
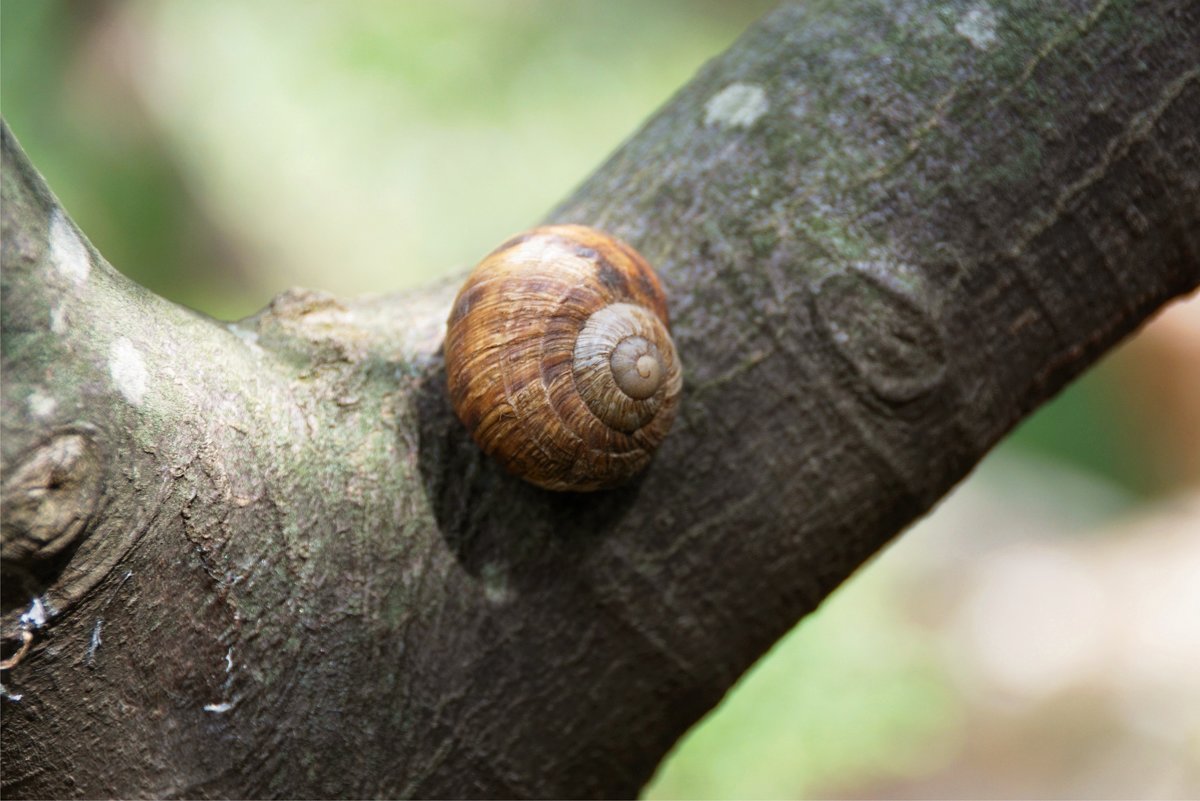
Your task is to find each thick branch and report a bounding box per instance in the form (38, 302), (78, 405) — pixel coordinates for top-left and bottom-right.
(3, 0), (1198, 798)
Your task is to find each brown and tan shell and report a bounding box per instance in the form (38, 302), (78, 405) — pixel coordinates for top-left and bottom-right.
(444, 224), (682, 491)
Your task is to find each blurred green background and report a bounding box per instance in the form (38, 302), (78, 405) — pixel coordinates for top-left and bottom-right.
(4, 2), (1197, 797)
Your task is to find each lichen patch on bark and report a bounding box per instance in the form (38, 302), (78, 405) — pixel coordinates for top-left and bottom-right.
(703, 82), (770, 129)
(25, 388), (57, 421)
(108, 337), (149, 406)
(47, 209), (90, 286)
(955, 5), (1000, 50)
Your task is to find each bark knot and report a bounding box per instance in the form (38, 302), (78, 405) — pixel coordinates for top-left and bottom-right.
(1, 432), (102, 565)
(813, 266), (946, 404)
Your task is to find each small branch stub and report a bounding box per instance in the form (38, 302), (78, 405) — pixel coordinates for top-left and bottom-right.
(1, 433), (102, 565)
(444, 225), (683, 491)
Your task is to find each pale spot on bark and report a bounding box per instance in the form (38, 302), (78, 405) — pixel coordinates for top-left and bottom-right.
(704, 83), (769, 129)
(86, 619), (103, 667)
(48, 209), (91, 285)
(27, 388), (58, 421)
(226, 322), (264, 354)
(20, 597), (48, 629)
(109, 337), (148, 406)
(956, 5), (999, 51)
(481, 562), (514, 605)
(50, 304), (68, 334)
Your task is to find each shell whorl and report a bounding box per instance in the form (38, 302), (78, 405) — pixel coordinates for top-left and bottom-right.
(444, 224), (682, 491)
(573, 303), (670, 432)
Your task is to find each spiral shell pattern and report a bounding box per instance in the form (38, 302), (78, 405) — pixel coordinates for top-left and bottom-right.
(445, 224), (682, 491)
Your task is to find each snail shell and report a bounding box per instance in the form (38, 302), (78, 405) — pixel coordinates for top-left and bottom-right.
(444, 224), (682, 491)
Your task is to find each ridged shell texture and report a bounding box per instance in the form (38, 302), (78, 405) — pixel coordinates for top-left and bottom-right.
(445, 225), (682, 491)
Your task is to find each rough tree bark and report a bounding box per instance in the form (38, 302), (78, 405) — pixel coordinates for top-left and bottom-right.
(2, 1), (1197, 797)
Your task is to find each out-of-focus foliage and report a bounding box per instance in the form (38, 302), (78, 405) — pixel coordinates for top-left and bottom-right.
(644, 548), (966, 799)
(3, 3), (1197, 798)
(3, 0), (773, 317)
(1, 1), (254, 317)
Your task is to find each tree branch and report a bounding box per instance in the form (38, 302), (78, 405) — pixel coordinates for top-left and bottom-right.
(3, 0), (1198, 797)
